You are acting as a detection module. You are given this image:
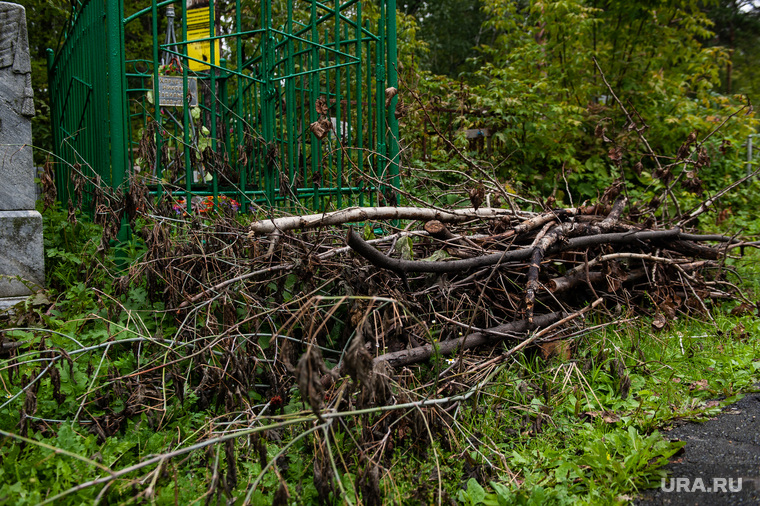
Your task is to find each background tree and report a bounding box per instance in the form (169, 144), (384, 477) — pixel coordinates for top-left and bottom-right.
(403, 0), (757, 211)
(701, 0), (760, 95)
(399, 0), (493, 76)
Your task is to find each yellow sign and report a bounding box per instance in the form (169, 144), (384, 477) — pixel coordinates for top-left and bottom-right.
(186, 3), (219, 71)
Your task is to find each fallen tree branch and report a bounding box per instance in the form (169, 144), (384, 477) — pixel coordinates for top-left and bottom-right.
(373, 311), (565, 368)
(525, 197), (628, 322)
(467, 298), (605, 374)
(424, 220), (481, 257)
(679, 167), (760, 226)
(548, 260), (715, 294)
(562, 228), (681, 249)
(347, 225), (684, 275)
(547, 271), (607, 293)
(563, 253), (711, 278)
(659, 239), (729, 260)
(481, 210), (567, 244)
(248, 206), (532, 234)
(507, 298), (604, 357)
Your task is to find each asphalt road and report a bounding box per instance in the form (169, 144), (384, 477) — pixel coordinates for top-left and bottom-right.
(635, 389), (760, 505)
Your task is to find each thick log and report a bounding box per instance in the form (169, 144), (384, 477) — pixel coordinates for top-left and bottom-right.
(662, 240), (725, 260)
(424, 220), (456, 241)
(548, 271), (606, 293)
(373, 311), (565, 368)
(248, 206), (529, 234)
(348, 225), (684, 275)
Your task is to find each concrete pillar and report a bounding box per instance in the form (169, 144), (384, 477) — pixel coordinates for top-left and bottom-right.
(0, 2), (44, 308)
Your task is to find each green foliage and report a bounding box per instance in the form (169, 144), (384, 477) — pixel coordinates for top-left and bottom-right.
(41, 203), (104, 290)
(400, 0), (759, 213)
(702, 0), (760, 96)
(435, 302), (760, 505)
(400, 0), (492, 76)
(12, 1), (760, 504)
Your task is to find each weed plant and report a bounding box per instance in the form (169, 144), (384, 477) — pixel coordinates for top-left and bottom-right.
(1, 203), (759, 505)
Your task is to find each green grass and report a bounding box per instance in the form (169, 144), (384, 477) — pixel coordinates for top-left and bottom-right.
(403, 309), (760, 505)
(2, 206), (760, 505)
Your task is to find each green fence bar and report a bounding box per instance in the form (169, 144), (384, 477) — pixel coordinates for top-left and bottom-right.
(386, 0), (400, 197)
(48, 1), (400, 216)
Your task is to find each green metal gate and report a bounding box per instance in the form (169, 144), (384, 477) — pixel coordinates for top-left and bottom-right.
(48, 0), (400, 214)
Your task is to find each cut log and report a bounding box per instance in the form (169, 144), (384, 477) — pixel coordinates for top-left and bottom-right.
(373, 311), (565, 368)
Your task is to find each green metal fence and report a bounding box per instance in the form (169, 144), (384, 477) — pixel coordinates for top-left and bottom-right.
(48, 0), (400, 214)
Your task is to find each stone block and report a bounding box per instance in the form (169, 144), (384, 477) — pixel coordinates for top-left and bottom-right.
(0, 2), (36, 211)
(0, 295), (27, 311)
(0, 210), (44, 297)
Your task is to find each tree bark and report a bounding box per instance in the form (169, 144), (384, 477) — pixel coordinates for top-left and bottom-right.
(373, 311), (565, 368)
(248, 206), (531, 234)
(347, 226), (683, 275)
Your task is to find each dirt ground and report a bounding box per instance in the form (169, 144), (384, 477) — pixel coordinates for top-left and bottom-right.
(635, 388), (760, 505)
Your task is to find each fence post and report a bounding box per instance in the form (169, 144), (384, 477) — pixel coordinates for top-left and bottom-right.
(386, 0), (400, 196)
(262, 0), (276, 206)
(46, 48), (66, 204)
(152, 0), (163, 200)
(106, 0), (129, 240)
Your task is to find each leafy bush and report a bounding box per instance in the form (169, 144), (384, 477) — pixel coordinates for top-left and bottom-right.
(398, 0), (758, 217)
